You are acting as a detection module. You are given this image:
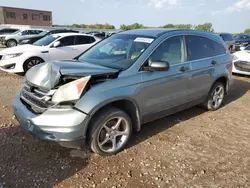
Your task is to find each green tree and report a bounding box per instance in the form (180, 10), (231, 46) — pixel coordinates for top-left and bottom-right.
(119, 23), (145, 30)
(195, 23), (214, 32)
(244, 29), (250, 34)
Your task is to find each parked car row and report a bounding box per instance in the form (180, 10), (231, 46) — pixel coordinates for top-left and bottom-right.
(0, 27), (118, 48)
(0, 33), (100, 73)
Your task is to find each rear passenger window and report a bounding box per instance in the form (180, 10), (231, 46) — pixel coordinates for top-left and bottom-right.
(75, 36), (95, 45)
(211, 40), (226, 56)
(187, 36), (213, 61)
(58, 36), (75, 47)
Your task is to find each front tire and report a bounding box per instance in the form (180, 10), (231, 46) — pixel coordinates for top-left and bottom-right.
(6, 39), (17, 47)
(203, 82), (225, 111)
(23, 57), (44, 73)
(88, 107), (132, 156)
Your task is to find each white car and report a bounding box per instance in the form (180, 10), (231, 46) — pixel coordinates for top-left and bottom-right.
(232, 45), (250, 76)
(0, 33), (100, 73)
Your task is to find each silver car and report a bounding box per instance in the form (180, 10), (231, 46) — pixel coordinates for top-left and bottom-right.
(13, 29), (233, 156)
(3, 29), (44, 47)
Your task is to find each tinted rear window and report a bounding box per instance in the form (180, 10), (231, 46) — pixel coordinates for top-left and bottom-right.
(187, 35), (226, 61)
(187, 36), (213, 61)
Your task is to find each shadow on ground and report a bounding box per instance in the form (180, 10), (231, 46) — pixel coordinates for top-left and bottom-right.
(0, 77), (250, 188)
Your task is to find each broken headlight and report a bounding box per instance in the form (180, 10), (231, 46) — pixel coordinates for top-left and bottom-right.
(52, 76), (91, 103)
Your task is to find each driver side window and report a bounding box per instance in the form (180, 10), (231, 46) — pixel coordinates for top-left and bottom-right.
(58, 36), (75, 47)
(149, 36), (186, 65)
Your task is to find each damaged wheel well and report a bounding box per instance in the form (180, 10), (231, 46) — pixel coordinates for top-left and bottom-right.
(87, 99), (141, 136)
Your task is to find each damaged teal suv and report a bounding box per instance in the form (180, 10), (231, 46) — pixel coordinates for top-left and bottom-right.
(13, 29), (233, 156)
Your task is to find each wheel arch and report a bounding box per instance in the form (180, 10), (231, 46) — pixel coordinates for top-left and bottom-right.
(86, 98), (142, 136)
(212, 76), (228, 93)
(23, 56), (45, 71)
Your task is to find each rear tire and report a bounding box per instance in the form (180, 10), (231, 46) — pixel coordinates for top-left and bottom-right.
(203, 82), (225, 111)
(88, 107), (132, 156)
(6, 39), (17, 47)
(23, 57), (44, 73)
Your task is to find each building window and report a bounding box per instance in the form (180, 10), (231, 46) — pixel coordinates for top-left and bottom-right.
(32, 14), (40, 20)
(43, 15), (51, 21)
(6, 12), (16, 19)
(23, 13), (28, 20)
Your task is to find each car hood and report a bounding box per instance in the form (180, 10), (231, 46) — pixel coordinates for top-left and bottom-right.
(0, 44), (45, 55)
(234, 51), (250, 61)
(25, 60), (119, 90)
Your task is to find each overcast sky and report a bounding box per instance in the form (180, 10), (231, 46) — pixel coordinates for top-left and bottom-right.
(2, 0), (250, 33)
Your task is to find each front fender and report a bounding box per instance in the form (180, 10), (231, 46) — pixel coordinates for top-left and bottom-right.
(74, 83), (142, 116)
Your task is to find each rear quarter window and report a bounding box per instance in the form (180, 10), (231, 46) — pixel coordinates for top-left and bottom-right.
(211, 40), (227, 56)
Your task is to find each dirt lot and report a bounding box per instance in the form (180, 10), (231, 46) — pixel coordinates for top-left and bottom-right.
(1, 70), (250, 188)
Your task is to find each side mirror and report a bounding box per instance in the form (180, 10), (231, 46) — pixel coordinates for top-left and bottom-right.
(144, 60), (170, 71)
(240, 46), (245, 51)
(52, 41), (61, 48)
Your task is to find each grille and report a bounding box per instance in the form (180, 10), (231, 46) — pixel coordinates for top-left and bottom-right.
(20, 82), (55, 114)
(234, 61), (250, 72)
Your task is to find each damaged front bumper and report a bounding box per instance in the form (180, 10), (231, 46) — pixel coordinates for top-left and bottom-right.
(13, 94), (91, 149)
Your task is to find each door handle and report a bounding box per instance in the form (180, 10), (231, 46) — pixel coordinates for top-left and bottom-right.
(179, 66), (189, 72)
(211, 60), (217, 65)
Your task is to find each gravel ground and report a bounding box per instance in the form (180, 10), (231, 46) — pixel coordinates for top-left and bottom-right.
(1, 70), (250, 188)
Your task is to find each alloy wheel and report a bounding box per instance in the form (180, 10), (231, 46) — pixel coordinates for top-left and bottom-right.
(97, 117), (130, 153)
(211, 85), (224, 109)
(27, 59), (41, 69)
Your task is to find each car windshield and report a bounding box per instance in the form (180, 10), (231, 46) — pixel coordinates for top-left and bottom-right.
(235, 35), (250, 40)
(12, 30), (21, 35)
(33, 35), (60, 46)
(78, 34), (155, 70)
(37, 30), (49, 37)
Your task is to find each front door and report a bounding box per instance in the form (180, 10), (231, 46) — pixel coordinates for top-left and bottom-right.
(140, 36), (192, 123)
(49, 36), (80, 60)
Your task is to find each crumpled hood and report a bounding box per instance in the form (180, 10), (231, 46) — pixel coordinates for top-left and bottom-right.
(25, 60), (119, 90)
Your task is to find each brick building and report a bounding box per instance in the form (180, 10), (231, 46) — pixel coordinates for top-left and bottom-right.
(0, 6), (52, 26)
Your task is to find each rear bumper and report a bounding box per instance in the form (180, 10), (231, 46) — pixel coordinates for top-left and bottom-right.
(13, 94), (90, 149)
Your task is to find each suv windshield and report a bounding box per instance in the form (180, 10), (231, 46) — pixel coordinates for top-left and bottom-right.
(78, 34), (155, 70)
(33, 35), (60, 46)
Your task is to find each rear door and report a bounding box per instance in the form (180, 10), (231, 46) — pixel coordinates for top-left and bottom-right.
(74, 35), (96, 55)
(187, 35), (227, 101)
(49, 35), (80, 60)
